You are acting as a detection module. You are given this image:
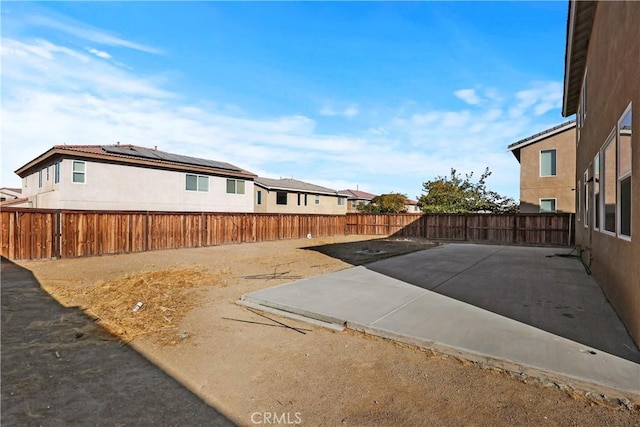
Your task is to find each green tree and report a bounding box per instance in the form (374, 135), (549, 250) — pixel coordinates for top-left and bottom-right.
(418, 168), (518, 214)
(357, 193), (408, 213)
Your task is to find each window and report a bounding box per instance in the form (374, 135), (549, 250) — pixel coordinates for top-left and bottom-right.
(540, 149), (557, 176)
(226, 179), (245, 194)
(257, 190), (262, 205)
(54, 161), (60, 184)
(338, 197), (345, 206)
(618, 105), (632, 238)
(577, 180), (581, 221)
(539, 199), (556, 213)
(577, 70), (587, 145)
(297, 194), (302, 206)
(186, 174), (208, 191)
(46, 166), (50, 181)
(583, 170), (589, 228)
(315, 195), (320, 204)
(72, 161), (85, 183)
(602, 132), (616, 234)
(38, 170), (43, 188)
(593, 155), (600, 230)
(276, 191), (287, 205)
(304, 194), (308, 206)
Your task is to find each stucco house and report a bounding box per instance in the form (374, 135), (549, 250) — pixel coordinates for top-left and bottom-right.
(562, 1), (639, 346)
(404, 198), (420, 213)
(507, 120), (577, 213)
(13, 144), (257, 212)
(339, 189), (377, 212)
(254, 177), (347, 215)
(0, 187), (23, 202)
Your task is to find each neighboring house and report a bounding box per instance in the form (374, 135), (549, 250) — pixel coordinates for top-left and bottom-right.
(254, 177), (347, 215)
(562, 1), (639, 346)
(507, 120), (577, 213)
(13, 144), (256, 212)
(404, 198), (421, 213)
(0, 187), (22, 202)
(0, 187), (29, 208)
(339, 189), (377, 212)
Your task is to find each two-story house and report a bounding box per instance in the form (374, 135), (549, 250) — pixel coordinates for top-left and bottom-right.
(14, 144), (257, 212)
(507, 120), (577, 213)
(562, 1), (639, 346)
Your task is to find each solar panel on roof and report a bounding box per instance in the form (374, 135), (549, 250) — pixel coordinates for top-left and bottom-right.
(101, 145), (242, 172)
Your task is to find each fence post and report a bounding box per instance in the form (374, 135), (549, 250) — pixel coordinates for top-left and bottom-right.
(464, 215), (468, 241)
(145, 211), (150, 252)
(55, 210), (62, 259)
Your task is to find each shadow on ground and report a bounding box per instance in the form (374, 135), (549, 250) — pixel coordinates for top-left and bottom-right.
(302, 237), (439, 266)
(1, 257), (235, 426)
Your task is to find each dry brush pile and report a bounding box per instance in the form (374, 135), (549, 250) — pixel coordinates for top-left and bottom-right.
(45, 266), (229, 345)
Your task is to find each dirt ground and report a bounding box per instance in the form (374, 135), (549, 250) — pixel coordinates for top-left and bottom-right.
(20, 235), (640, 426)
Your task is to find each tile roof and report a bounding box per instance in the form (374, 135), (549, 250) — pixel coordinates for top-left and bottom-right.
(255, 177), (339, 195)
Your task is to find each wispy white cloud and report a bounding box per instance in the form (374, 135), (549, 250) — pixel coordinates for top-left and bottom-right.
(454, 88), (480, 105)
(319, 105), (359, 118)
(508, 81), (563, 118)
(26, 13), (162, 54)
(87, 47), (111, 59)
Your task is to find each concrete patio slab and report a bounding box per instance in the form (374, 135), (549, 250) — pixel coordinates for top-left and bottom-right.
(241, 243), (640, 402)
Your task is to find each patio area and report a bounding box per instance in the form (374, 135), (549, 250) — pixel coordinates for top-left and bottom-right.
(241, 243), (640, 401)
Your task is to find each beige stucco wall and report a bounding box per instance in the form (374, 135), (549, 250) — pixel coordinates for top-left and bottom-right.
(518, 127), (576, 213)
(574, 2), (640, 346)
(21, 159), (254, 212)
(254, 187), (347, 215)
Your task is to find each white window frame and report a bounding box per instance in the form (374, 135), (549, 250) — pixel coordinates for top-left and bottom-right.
(186, 174), (209, 192)
(540, 149), (557, 177)
(315, 195), (320, 205)
(257, 190), (262, 205)
(617, 103), (632, 241)
(539, 198), (557, 213)
(276, 191), (288, 205)
(54, 161), (61, 184)
(593, 155), (600, 231)
(226, 179), (245, 195)
(577, 179), (581, 221)
(72, 161), (86, 184)
(600, 130), (617, 236)
(38, 169), (43, 188)
(583, 170), (589, 228)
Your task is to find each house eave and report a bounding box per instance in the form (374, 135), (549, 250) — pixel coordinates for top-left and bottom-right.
(507, 120), (576, 162)
(562, 0), (597, 117)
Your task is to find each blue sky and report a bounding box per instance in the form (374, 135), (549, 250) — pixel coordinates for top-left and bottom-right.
(1, 1), (570, 200)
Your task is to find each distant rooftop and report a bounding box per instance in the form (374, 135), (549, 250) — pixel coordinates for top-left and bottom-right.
(15, 144), (256, 179)
(507, 120), (576, 162)
(255, 177), (339, 195)
(339, 189), (377, 200)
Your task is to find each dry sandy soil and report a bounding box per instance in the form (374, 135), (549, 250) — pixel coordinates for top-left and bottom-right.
(20, 235), (640, 426)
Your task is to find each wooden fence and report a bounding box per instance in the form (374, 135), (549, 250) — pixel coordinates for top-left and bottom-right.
(0, 209), (574, 260)
(345, 213), (574, 246)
